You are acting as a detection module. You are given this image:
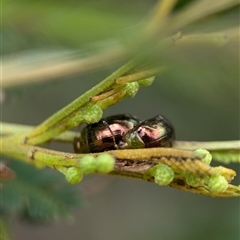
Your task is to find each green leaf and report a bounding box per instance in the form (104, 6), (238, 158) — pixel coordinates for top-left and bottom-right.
(0, 160), (81, 223)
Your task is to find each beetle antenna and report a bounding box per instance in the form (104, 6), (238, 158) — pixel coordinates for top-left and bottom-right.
(102, 120), (118, 149)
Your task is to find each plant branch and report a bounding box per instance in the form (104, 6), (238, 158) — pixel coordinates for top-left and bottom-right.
(146, 0), (178, 35)
(1, 0), (239, 199)
(25, 58), (143, 143)
(174, 140), (240, 151)
(158, 0), (239, 35)
(2, 46), (126, 88)
(1, 134), (239, 197)
(2, 122), (239, 164)
(116, 67), (166, 84)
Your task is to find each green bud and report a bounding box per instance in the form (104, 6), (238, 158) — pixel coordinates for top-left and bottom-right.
(96, 154), (115, 173)
(150, 164), (174, 186)
(79, 155), (97, 174)
(65, 167), (83, 184)
(138, 77), (155, 86)
(185, 173), (203, 187)
(82, 105), (103, 124)
(149, 165), (158, 177)
(194, 149), (212, 165)
(208, 174), (228, 193)
(125, 82), (139, 98)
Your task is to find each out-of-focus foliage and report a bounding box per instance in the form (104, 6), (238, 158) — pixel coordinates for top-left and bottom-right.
(1, 0), (239, 240)
(0, 160), (81, 223)
(2, 0), (151, 51)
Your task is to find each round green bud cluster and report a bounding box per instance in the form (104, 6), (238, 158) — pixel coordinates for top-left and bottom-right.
(79, 155), (97, 174)
(185, 173), (203, 187)
(125, 82), (139, 98)
(194, 149), (212, 165)
(149, 164), (174, 186)
(79, 154), (115, 174)
(65, 167), (83, 184)
(208, 174), (228, 193)
(82, 105), (103, 124)
(96, 154), (115, 173)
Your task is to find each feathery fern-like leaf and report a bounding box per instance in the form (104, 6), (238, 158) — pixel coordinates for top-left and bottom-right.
(0, 160), (81, 223)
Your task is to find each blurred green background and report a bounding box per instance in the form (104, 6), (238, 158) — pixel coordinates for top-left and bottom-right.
(2, 0), (239, 240)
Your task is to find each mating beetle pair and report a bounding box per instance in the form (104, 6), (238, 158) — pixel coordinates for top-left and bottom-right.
(74, 114), (175, 153)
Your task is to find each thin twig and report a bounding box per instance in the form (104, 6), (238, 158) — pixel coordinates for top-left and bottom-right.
(116, 67), (166, 84)
(1, 134), (238, 197)
(2, 46), (125, 88)
(26, 57), (141, 142)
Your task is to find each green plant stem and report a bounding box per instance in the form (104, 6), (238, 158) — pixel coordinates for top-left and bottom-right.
(0, 135), (200, 168)
(3, 121), (239, 164)
(26, 80), (143, 145)
(1, 122), (77, 142)
(174, 141), (240, 163)
(12, 30), (229, 145)
(0, 134), (216, 176)
(26, 58), (141, 140)
(3, 122), (239, 148)
(116, 67), (166, 84)
(1, 133), (239, 197)
(1, 135), (78, 167)
(2, 46), (125, 88)
(174, 32), (229, 46)
(174, 140), (240, 150)
(158, 0), (239, 36)
(146, 0), (178, 35)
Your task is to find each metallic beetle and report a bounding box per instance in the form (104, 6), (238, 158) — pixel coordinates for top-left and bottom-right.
(74, 114), (175, 153)
(74, 114), (139, 153)
(123, 115), (175, 149)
